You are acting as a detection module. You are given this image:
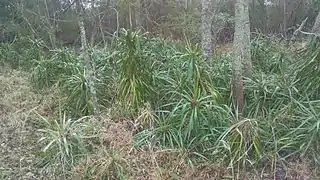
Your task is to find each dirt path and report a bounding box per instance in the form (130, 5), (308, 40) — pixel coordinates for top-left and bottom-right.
(0, 69), (44, 179)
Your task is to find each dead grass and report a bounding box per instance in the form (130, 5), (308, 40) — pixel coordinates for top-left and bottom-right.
(0, 69), (44, 179)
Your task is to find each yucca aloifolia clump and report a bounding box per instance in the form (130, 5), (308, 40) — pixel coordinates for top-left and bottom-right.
(117, 29), (154, 111)
(290, 100), (320, 165)
(159, 43), (221, 145)
(35, 111), (98, 174)
(295, 38), (320, 100)
(31, 48), (77, 90)
(216, 118), (262, 171)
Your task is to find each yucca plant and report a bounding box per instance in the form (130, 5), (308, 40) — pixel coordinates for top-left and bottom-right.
(117, 29), (154, 111)
(295, 38), (320, 100)
(154, 43), (222, 149)
(290, 100), (320, 165)
(244, 72), (298, 117)
(216, 118), (263, 173)
(91, 47), (120, 107)
(251, 37), (292, 75)
(134, 111), (195, 149)
(59, 66), (95, 117)
(35, 110), (98, 174)
(30, 48), (77, 89)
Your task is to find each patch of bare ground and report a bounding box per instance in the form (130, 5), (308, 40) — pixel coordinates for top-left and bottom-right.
(0, 68), (56, 179)
(0, 69), (38, 179)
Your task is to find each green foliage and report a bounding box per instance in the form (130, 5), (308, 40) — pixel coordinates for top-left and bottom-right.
(251, 38), (290, 74)
(31, 48), (76, 89)
(160, 44), (221, 141)
(135, 43), (229, 153)
(295, 38), (320, 100)
(291, 100), (320, 165)
(217, 118), (262, 168)
(59, 66), (95, 117)
(3, 30), (320, 177)
(0, 42), (20, 67)
(117, 29), (154, 111)
(35, 111), (98, 172)
(0, 37), (47, 69)
(244, 72), (298, 117)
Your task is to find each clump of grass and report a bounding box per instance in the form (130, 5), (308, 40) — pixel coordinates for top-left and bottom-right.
(135, 43), (228, 153)
(251, 37), (291, 74)
(58, 66), (94, 117)
(0, 43), (20, 68)
(295, 38), (320, 100)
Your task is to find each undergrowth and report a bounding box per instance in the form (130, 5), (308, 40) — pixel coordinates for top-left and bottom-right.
(0, 32), (319, 179)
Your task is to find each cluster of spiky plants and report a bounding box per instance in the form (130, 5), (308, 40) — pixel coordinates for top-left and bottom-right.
(30, 48), (77, 89)
(2, 30), (320, 178)
(116, 29), (155, 111)
(0, 36), (48, 69)
(34, 110), (99, 177)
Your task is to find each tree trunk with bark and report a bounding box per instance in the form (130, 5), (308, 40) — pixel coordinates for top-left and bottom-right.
(312, 11), (320, 34)
(135, 0), (141, 28)
(76, 0), (99, 114)
(201, 0), (213, 57)
(232, 0), (252, 113)
(281, 0), (288, 37)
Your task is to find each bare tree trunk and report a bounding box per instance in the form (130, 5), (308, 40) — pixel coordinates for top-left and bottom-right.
(312, 11), (320, 34)
(232, 0), (251, 113)
(44, 0), (57, 48)
(235, 0), (252, 76)
(282, 0), (288, 37)
(201, 0), (213, 57)
(135, 0), (141, 28)
(90, 0), (97, 46)
(76, 0), (99, 114)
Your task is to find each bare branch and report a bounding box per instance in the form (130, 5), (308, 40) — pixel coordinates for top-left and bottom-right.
(299, 31), (320, 37)
(291, 17), (308, 41)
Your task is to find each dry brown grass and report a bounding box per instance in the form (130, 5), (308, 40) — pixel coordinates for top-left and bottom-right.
(71, 116), (229, 180)
(0, 69), (49, 179)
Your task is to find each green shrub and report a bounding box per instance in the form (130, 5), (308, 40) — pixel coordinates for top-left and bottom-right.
(117, 29), (155, 111)
(35, 111), (99, 173)
(30, 48), (77, 89)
